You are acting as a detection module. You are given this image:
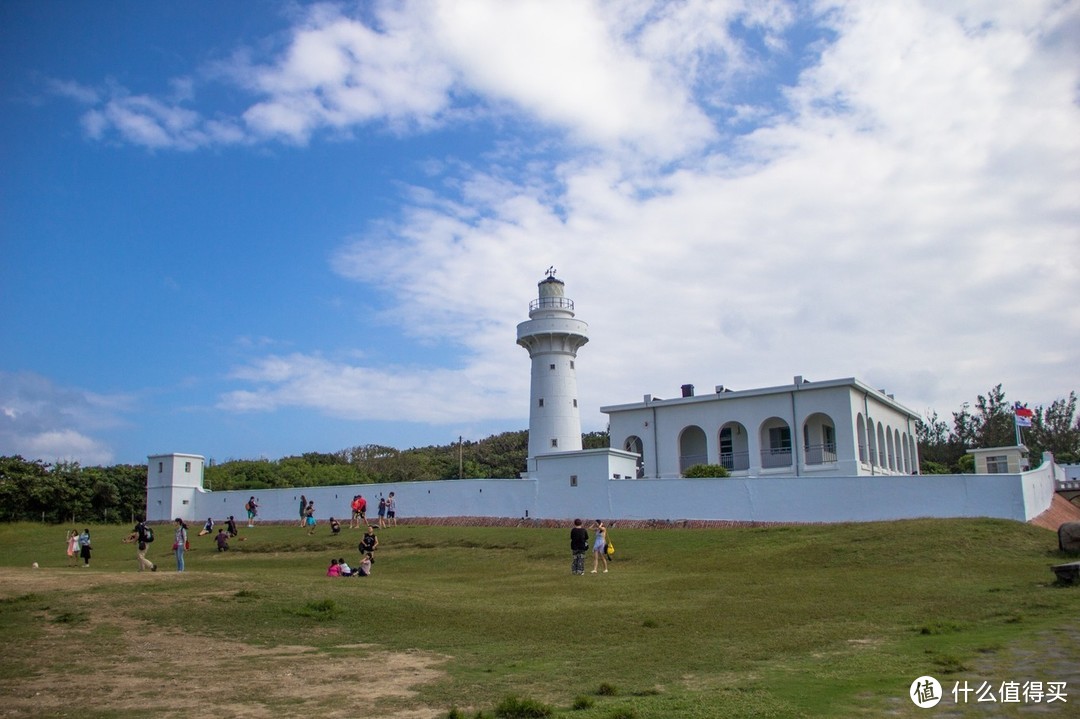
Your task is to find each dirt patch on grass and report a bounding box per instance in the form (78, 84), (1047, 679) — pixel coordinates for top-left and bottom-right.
(0, 569), (447, 719)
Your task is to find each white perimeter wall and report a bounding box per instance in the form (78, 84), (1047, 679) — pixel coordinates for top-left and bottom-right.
(167, 461), (1059, 525)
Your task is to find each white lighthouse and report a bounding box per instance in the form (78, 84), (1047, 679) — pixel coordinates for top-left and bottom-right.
(517, 269), (589, 461)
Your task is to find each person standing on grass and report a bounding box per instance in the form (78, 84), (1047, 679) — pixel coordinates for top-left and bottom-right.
(78, 528), (92, 567)
(66, 529), (79, 567)
(386, 492), (397, 526)
(130, 516), (157, 572)
(298, 494), (307, 528)
(570, 519), (589, 575)
(246, 496), (258, 527)
(174, 518), (188, 572)
(305, 500), (317, 535)
(591, 520), (608, 574)
(350, 495), (362, 529)
(225, 515), (238, 537)
(357, 494), (367, 527)
(377, 495), (386, 527)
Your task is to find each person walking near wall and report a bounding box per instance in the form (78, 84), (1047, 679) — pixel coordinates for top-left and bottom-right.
(305, 501), (316, 535)
(591, 520), (608, 574)
(246, 497), (258, 527)
(377, 495), (386, 527)
(570, 519), (588, 575)
(173, 518), (188, 572)
(298, 495), (307, 528)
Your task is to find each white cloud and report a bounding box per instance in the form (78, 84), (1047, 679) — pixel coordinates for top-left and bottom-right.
(0, 372), (127, 465)
(219, 352), (522, 425)
(21, 430), (115, 468)
(59, 0), (756, 157)
(428, 0), (717, 157)
(285, 0), (1078, 429)
(50, 0), (1080, 436)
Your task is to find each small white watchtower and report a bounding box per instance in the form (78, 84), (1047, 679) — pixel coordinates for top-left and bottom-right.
(517, 269), (589, 460)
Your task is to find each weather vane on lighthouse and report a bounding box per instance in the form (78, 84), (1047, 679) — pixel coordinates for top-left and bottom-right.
(545, 266), (556, 278)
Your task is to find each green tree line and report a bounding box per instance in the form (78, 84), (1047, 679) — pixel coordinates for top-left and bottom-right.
(916, 385), (1080, 473)
(0, 431), (607, 522)
(2, 386), (1077, 523)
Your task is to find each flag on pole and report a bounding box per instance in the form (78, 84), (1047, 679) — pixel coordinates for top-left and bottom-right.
(1014, 402), (1034, 428)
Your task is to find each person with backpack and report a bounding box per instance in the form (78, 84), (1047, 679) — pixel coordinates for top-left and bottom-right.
(129, 516), (157, 572)
(246, 497), (258, 527)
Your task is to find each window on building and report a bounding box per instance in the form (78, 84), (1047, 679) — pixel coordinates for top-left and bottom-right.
(158, 462), (163, 473)
(570, 361), (575, 369)
(551, 438), (558, 448)
(570, 475), (578, 487)
(550, 363), (556, 370)
(573, 399), (578, 407)
(184, 462), (191, 472)
(538, 398), (544, 407)
(986, 455), (1009, 474)
(769, 426), (791, 450)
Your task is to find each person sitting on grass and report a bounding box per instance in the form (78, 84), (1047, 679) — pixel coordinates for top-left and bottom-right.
(215, 528), (229, 552)
(338, 557), (353, 576)
(357, 552), (373, 577)
(359, 525), (379, 559)
(329, 517), (341, 535)
(198, 517), (214, 536)
(326, 558), (341, 577)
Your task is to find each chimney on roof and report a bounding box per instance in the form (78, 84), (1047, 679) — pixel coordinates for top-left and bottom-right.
(681, 384), (695, 398)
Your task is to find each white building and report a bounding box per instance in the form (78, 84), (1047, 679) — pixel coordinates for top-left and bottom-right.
(517, 270), (590, 460)
(603, 377), (921, 480)
(145, 272), (1062, 525)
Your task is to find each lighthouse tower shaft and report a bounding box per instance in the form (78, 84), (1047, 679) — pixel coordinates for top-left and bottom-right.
(516, 275), (589, 460)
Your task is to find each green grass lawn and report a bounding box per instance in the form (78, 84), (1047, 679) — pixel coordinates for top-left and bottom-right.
(0, 518), (1075, 718)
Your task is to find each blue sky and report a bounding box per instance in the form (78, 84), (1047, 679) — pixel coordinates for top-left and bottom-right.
(2, 0), (1078, 467)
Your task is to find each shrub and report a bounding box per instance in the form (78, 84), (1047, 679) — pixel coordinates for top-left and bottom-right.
(571, 696), (594, 710)
(596, 683), (618, 696)
(682, 464), (730, 478)
(493, 695), (553, 718)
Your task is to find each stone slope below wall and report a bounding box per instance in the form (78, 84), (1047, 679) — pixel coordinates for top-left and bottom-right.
(1029, 494), (1080, 531)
